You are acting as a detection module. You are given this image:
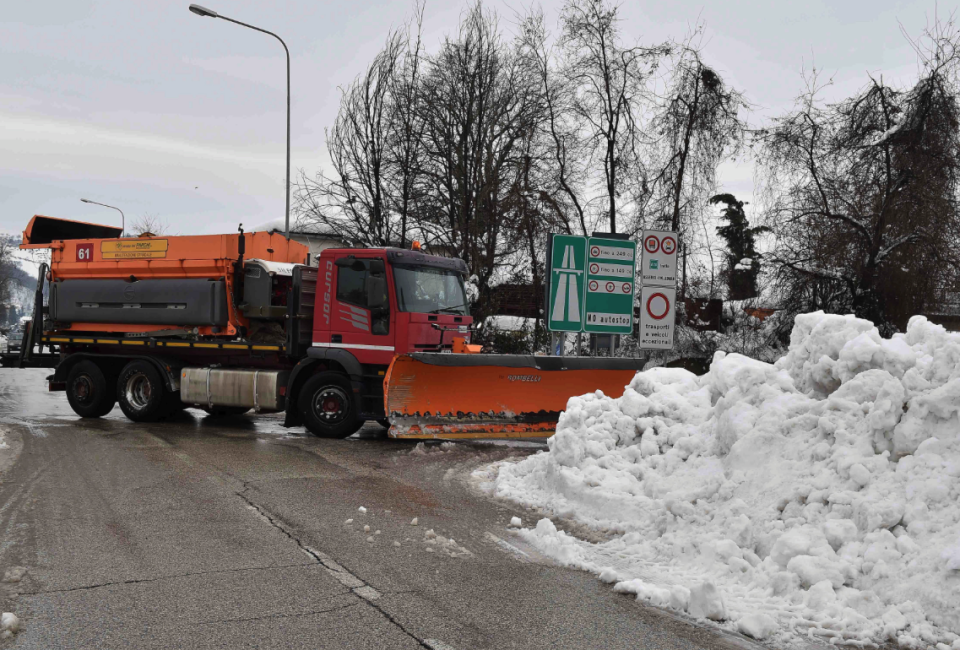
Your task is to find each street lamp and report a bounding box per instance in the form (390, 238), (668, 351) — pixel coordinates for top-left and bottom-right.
(80, 198), (125, 237)
(188, 4), (291, 240)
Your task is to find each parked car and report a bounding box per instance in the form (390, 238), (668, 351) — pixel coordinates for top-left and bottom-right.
(7, 331), (23, 353)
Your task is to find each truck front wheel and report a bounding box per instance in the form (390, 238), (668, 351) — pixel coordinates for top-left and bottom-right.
(66, 360), (116, 418)
(299, 372), (363, 439)
(117, 361), (169, 423)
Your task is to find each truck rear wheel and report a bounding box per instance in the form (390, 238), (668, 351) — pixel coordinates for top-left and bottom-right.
(66, 360), (116, 418)
(299, 372), (363, 439)
(117, 361), (169, 423)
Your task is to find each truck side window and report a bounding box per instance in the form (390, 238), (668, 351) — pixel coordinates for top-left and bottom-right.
(337, 265), (367, 307)
(336, 260), (389, 335)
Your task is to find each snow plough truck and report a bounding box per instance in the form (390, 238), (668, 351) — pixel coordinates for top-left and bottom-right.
(4, 215), (643, 439)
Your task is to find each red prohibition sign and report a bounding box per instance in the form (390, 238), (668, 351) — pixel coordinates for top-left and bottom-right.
(646, 292), (670, 320)
(621, 283), (631, 294)
(590, 246), (600, 257)
(644, 235), (660, 254)
(589, 263), (600, 274)
(661, 236), (677, 255)
(589, 280), (599, 291)
(605, 281), (615, 292)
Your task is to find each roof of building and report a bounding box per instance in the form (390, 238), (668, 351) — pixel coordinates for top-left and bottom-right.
(253, 218), (344, 238)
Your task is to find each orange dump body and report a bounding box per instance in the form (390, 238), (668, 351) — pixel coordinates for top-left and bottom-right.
(22, 215), (308, 337)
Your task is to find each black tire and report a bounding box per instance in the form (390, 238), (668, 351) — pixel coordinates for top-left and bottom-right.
(299, 372), (363, 439)
(201, 405), (250, 418)
(376, 418), (391, 429)
(66, 360), (116, 418)
(116, 361), (168, 423)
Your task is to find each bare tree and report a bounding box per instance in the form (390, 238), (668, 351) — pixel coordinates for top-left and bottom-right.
(647, 35), (748, 298)
(385, 2), (427, 248)
(517, 8), (588, 235)
(130, 214), (169, 237)
(759, 18), (960, 331)
(652, 41), (748, 233)
(558, 0), (665, 234)
(416, 1), (544, 315)
(297, 29), (406, 246)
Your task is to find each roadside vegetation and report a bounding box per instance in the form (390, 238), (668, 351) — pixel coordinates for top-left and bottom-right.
(294, 2), (960, 352)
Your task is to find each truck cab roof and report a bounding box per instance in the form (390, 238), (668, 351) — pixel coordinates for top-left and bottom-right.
(320, 247), (468, 275)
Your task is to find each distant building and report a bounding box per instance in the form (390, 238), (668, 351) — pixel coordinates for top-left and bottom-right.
(253, 219), (346, 266)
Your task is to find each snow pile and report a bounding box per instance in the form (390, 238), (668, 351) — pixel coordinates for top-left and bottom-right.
(486, 312), (960, 648)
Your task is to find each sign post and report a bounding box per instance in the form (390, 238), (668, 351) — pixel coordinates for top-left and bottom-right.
(583, 237), (637, 335)
(546, 234), (587, 334)
(640, 230), (678, 287)
(638, 285), (677, 349)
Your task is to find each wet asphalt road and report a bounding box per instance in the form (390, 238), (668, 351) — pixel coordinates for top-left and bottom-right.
(0, 368), (761, 650)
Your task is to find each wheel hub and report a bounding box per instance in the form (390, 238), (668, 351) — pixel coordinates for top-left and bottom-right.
(313, 386), (349, 423)
(73, 375), (93, 404)
(124, 373), (152, 410)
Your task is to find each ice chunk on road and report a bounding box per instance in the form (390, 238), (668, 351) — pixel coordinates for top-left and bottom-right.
(358, 506), (367, 514)
(1, 613), (19, 634)
(410, 517), (418, 526)
(480, 311), (960, 648)
(509, 516), (522, 528)
(2, 567), (26, 584)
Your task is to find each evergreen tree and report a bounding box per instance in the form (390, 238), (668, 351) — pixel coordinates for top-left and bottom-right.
(711, 193), (767, 300)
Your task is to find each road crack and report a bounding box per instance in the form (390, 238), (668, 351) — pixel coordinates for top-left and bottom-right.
(237, 484), (434, 649)
(21, 561), (315, 596)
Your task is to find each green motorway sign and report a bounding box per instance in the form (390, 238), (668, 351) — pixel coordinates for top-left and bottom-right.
(583, 237), (638, 334)
(546, 234), (587, 332)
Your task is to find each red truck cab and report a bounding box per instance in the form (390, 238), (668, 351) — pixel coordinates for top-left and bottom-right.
(313, 247), (474, 365)
(287, 246), (475, 437)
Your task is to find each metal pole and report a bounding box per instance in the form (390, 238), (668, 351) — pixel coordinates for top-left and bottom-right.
(189, 6), (291, 239)
(80, 199), (124, 236)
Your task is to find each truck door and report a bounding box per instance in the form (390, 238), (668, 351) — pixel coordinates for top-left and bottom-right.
(328, 257), (392, 361)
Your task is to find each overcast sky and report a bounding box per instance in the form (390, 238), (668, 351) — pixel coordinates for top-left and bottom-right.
(0, 0), (940, 239)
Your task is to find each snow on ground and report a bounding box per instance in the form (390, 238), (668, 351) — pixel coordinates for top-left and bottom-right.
(476, 312), (960, 648)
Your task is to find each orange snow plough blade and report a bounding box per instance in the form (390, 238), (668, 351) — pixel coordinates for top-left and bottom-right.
(383, 353), (645, 439)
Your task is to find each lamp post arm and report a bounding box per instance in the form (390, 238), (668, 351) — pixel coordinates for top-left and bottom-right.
(218, 16), (291, 241)
(81, 200), (125, 236)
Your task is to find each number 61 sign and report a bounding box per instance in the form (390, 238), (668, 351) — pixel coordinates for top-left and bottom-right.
(77, 244), (93, 262)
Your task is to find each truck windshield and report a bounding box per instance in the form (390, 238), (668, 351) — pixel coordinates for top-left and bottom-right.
(393, 265), (469, 315)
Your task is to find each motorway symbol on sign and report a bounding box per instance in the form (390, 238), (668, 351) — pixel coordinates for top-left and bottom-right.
(546, 234), (587, 332)
(639, 285), (676, 349)
(584, 236), (638, 335)
(640, 229), (678, 287)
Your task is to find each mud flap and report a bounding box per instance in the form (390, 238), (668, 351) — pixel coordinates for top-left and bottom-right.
(383, 353), (644, 439)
